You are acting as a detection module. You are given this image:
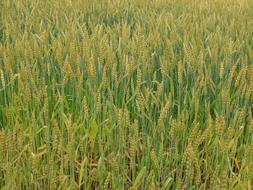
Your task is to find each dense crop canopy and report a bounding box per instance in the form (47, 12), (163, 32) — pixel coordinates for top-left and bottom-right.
(0, 0), (253, 189)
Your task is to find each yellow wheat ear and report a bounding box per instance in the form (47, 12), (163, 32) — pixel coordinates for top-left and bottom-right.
(103, 172), (111, 190)
(220, 62), (224, 79)
(216, 115), (225, 139)
(83, 96), (89, 118)
(0, 130), (6, 157)
(150, 149), (159, 169)
(0, 70), (5, 89)
(178, 62), (183, 84)
(156, 81), (164, 103)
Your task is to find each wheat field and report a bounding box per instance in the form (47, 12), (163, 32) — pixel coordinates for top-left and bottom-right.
(0, 0), (253, 189)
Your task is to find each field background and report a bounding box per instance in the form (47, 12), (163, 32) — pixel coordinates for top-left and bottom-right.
(1, 0), (253, 189)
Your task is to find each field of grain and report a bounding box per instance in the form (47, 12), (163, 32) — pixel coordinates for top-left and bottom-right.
(1, 0), (253, 189)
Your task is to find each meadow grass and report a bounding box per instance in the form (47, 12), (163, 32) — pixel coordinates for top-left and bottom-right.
(0, 0), (253, 189)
